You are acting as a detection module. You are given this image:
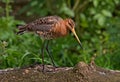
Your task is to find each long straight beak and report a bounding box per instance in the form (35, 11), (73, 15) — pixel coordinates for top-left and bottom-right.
(71, 28), (83, 49)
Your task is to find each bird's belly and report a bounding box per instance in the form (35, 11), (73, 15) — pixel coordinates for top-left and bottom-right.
(40, 34), (54, 39)
(36, 31), (56, 39)
(36, 30), (67, 40)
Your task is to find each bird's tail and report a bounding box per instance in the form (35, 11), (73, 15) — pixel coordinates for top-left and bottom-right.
(16, 25), (26, 35)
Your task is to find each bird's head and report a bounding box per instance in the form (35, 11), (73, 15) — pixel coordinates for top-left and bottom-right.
(65, 18), (83, 49)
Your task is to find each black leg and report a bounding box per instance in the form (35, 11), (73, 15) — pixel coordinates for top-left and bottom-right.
(45, 40), (56, 67)
(41, 40), (46, 72)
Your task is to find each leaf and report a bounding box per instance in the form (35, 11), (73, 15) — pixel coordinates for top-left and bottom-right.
(89, 8), (96, 15)
(93, 13), (101, 20)
(80, 14), (88, 28)
(98, 15), (105, 26)
(60, 3), (74, 17)
(30, 1), (38, 6)
(102, 10), (112, 17)
(114, 0), (120, 4)
(93, 0), (99, 7)
(93, 13), (105, 26)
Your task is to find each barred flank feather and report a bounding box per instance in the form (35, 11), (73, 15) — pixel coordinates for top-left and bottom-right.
(16, 25), (26, 35)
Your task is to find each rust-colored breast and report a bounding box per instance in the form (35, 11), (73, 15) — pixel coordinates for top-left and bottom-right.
(50, 20), (68, 38)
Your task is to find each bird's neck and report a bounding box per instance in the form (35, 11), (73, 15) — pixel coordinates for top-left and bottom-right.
(53, 20), (69, 37)
(60, 21), (69, 36)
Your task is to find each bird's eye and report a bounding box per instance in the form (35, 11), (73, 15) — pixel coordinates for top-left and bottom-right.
(68, 20), (72, 27)
(68, 19), (75, 28)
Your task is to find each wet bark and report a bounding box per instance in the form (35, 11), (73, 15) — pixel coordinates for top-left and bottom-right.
(0, 62), (120, 82)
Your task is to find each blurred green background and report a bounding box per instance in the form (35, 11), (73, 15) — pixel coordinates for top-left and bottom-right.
(0, 0), (120, 70)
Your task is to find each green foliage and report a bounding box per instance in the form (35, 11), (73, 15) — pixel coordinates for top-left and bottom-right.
(0, 0), (120, 69)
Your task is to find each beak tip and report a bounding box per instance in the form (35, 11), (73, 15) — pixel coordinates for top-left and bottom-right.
(80, 44), (83, 49)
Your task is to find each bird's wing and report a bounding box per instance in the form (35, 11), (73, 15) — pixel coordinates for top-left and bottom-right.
(33, 16), (63, 24)
(25, 16), (63, 32)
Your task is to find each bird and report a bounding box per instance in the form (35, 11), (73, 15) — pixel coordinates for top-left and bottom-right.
(17, 16), (83, 71)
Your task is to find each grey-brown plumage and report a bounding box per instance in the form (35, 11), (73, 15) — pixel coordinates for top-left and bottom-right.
(17, 16), (63, 39)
